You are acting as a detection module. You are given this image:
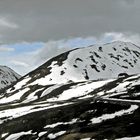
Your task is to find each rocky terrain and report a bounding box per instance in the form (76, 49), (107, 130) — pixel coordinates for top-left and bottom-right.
(0, 41), (140, 140)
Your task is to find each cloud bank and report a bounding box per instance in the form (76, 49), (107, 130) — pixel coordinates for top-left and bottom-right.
(0, 0), (139, 43)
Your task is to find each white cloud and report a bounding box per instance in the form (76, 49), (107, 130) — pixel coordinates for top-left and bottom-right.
(33, 38), (96, 64)
(10, 60), (29, 67)
(33, 40), (74, 64)
(103, 32), (140, 45)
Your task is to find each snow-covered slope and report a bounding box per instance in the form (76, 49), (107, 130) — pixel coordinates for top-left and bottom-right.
(1, 41), (140, 139)
(20, 41), (140, 86)
(0, 66), (21, 90)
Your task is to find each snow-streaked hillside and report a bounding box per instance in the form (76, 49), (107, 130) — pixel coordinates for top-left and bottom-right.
(1, 74), (140, 139)
(0, 66), (21, 90)
(1, 41), (140, 139)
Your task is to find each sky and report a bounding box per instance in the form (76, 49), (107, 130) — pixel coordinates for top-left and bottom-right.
(1, 0), (140, 75)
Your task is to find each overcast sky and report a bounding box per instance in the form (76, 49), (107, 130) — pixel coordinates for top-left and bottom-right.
(1, 0), (140, 75)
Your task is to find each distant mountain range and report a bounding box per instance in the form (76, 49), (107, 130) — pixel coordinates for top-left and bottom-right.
(1, 41), (140, 140)
(0, 66), (21, 90)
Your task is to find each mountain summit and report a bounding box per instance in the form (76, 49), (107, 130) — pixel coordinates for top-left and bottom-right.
(0, 66), (21, 90)
(22, 41), (140, 86)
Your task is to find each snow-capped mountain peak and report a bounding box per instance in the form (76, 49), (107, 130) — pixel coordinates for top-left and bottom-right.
(0, 65), (21, 90)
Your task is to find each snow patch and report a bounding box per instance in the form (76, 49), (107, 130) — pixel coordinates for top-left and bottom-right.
(5, 130), (32, 140)
(48, 131), (66, 139)
(47, 79), (114, 101)
(44, 119), (77, 128)
(91, 105), (138, 124)
(116, 136), (140, 140)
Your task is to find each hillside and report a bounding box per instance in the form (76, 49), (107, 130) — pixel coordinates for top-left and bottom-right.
(1, 41), (140, 139)
(1, 74), (140, 139)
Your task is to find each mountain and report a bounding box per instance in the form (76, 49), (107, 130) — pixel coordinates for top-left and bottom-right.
(1, 41), (140, 140)
(16, 41), (140, 86)
(0, 66), (21, 90)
